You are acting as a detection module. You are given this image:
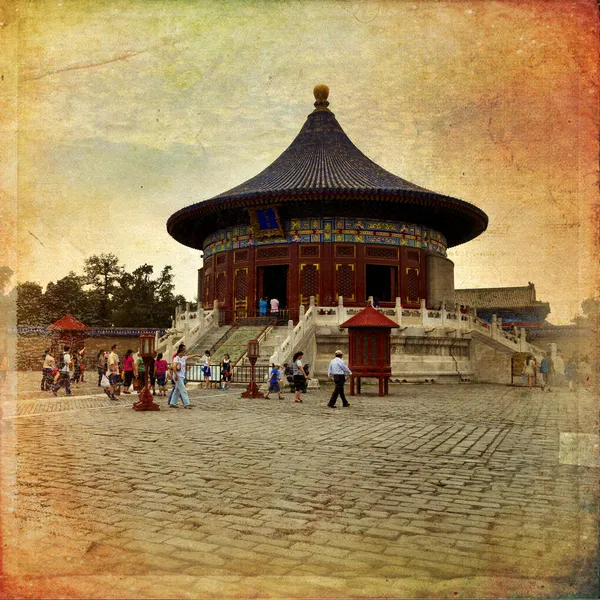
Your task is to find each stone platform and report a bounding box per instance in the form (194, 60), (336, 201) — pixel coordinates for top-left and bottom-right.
(1, 373), (598, 598)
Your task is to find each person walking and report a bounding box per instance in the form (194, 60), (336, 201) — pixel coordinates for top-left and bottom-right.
(327, 350), (352, 408)
(41, 349), (55, 391)
(169, 344), (202, 409)
(522, 355), (535, 389)
(154, 352), (168, 396)
(265, 363), (284, 399)
(78, 346), (86, 383)
(292, 351), (308, 403)
(107, 344), (120, 397)
(539, 352), (554, 392)
(52, 345), (73, 397)
(96, 350), (107, 387)
(220, 354), (231, 390)
(72, 350), (82, 385)
(566, 355), (578, 392)
(553, 350), (566, 386)
(202, 350), (212, 389)
(122, 350), (135, 394)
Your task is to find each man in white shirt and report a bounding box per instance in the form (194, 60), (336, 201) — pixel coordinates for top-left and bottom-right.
(327, 350), (352, 408)
(52, 345), (72, 397)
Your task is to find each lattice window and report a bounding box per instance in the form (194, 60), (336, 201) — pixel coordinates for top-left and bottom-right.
(406, 268), (420, 303)
(336, 264), (354, 301)
(366, 246), (398, 260)
(336, 245), (355, 257)
(204, 275), (212, 305)
(257, 246), (288, 259)
(407, 250), (420, 262)
(300, 245), (320, 258)
(234, 270), (247, 301)
(203, 256), (213, 270)
(216, 253), (227, 265)
(234, 250), (248, 263)
(300, 264), (319, 303)
(216, 272), (227, 303)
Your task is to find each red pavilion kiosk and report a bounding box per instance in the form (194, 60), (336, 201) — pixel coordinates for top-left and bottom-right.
(47, 314), (90, 357)
(340, 305), (398, 397)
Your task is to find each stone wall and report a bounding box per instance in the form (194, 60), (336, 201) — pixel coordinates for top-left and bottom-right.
(16, 334), (145, 371)
(427, 253), (455, 308)
(313, 328), (472, 383)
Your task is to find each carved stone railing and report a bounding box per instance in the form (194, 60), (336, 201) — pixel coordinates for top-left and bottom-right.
(304, 297), (543, 357)
(157, 300), (220, 358)
(269, 298), (316, 366)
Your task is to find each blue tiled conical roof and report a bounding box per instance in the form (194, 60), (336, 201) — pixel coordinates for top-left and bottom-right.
(168, 86), (488, 249)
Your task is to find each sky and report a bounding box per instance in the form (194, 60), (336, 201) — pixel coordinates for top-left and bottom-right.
(2, 0), (599, 324)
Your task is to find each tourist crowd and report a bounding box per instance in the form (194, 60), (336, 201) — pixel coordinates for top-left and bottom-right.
(522, 350), (594, 392)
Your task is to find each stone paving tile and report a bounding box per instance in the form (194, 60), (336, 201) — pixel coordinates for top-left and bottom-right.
(2, 382), (598, 598)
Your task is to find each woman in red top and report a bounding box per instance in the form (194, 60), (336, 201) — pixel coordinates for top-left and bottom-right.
(154, 352), (168, 396)
(122, 349), (135, 394)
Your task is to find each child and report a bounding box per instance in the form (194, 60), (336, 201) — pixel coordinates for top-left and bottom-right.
(220, 354), (231, 390)
(265, 363), (284, 400)
(203, 350), (212, 389)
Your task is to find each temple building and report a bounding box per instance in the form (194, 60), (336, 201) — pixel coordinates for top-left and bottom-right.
(167, 86), (488, 322)
(164, 86), (552, 384)
(454, 283), (551, 329)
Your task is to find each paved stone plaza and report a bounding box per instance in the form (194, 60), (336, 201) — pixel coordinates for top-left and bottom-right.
(1, 375), (598, 598)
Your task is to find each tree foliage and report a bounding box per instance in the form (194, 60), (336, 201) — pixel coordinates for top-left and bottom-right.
(16, 256), (187, 328)
(83, 253), (124, 325)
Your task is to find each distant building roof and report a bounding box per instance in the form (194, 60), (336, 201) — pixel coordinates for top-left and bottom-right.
(167, 85), (488, 251)
(454, 282), (549, 310)
(340, 305), (399, 328)
(47, 314), (91, 331)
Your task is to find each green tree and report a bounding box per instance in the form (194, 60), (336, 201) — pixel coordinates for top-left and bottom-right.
(112, 264), (185, 328)
(16, 282), (47, 326)
(83, 254), (124, 326)
(43, 272), (91, 324)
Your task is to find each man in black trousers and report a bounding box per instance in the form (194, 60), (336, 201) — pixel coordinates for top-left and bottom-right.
(327, 350), (352, 408)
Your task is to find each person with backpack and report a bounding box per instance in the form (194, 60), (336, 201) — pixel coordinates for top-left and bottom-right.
(265, 363), (283, 399)
(52, 345), (73, 397)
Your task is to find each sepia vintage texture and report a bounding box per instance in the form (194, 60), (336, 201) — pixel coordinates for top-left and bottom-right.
(0, 1), (599, 599)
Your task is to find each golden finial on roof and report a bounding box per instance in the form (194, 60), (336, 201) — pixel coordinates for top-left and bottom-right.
(313, 84), (330, 111)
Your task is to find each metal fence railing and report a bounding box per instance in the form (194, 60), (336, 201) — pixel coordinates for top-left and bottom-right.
(186, 363), (271, 385)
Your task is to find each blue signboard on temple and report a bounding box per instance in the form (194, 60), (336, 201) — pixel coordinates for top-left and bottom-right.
(256, 208), (279, 230)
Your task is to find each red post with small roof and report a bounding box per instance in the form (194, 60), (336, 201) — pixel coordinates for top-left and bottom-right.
(340, 305), (398, 397)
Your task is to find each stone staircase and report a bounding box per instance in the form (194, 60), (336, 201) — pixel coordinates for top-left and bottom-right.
(239, 325), (290, 367)
(187, 326), (232, 358)
(206, 325), (271, 366)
